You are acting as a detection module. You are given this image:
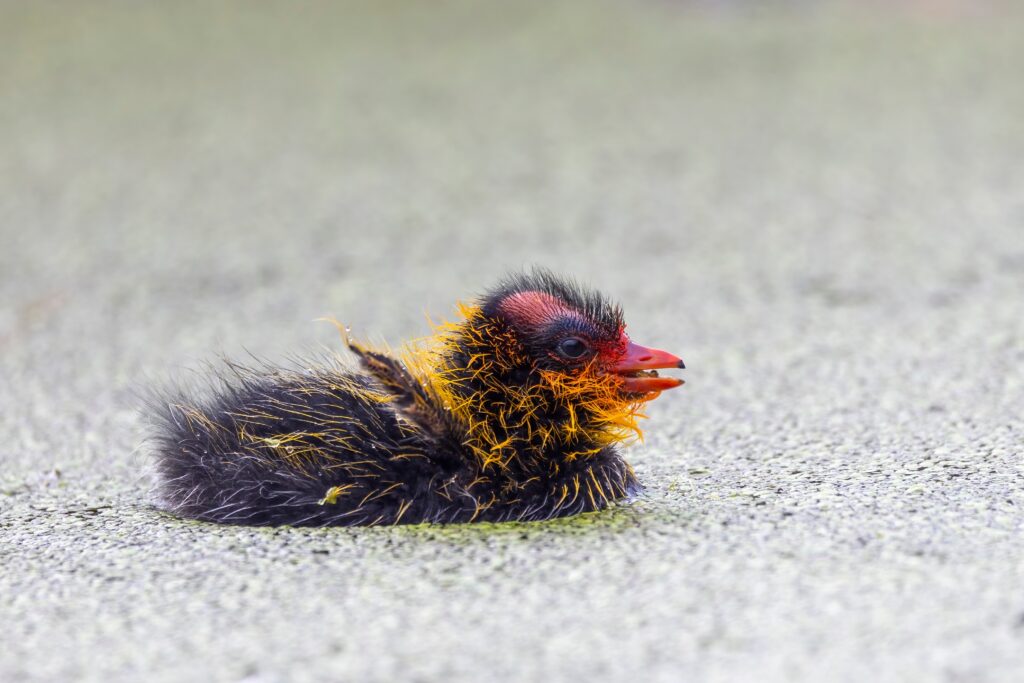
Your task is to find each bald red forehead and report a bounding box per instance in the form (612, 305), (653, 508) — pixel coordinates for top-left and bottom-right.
(497, 291), (575, 329)
(496, 290), (629, 358)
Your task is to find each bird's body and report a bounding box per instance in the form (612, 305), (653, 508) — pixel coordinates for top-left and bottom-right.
(151, 271), (685, 526)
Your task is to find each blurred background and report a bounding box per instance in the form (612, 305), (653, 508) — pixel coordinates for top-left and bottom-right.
(2, 1), (1023, 682)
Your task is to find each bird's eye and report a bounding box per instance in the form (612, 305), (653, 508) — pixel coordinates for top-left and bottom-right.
(556, 337), (590, 360)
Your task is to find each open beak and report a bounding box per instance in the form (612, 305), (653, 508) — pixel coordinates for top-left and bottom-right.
(611, 340), (686, 396)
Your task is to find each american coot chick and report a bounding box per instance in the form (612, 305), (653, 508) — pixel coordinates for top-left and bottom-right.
(151, 270), (685, 526)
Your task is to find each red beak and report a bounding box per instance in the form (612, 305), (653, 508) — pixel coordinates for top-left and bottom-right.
(611, 341), (686, 396)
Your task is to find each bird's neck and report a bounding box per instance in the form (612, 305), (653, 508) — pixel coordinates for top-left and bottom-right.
(404, 306), (646, 477)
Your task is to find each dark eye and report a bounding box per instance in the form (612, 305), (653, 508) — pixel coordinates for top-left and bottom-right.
(556, 337), (590, 360)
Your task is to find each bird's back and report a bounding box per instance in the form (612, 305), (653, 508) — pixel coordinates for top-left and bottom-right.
(150, 361), (456, 526)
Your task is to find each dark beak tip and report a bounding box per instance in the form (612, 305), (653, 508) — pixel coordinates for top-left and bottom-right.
(677, 360), (686, 369)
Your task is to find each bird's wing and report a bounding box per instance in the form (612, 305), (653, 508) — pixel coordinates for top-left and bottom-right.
(347, 341), (455, 440)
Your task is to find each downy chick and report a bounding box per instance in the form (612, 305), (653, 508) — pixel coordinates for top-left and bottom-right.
(150, 270), (685, 526)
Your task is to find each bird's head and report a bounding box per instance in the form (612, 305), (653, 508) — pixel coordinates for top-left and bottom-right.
(405, 270), (685, 468)
(480, 274), (685, 399)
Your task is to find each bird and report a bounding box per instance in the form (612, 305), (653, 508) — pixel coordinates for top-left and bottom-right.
(149, 269), (685, 526)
